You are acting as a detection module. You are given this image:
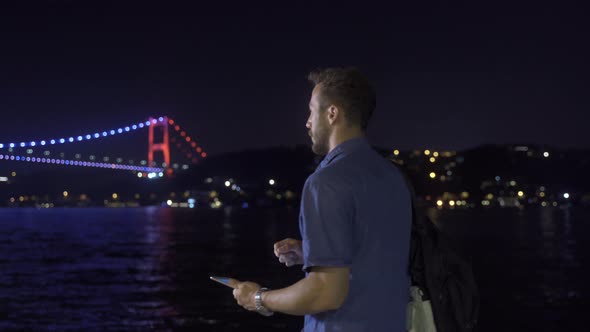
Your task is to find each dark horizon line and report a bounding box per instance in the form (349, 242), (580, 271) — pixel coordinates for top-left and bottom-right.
(205, 141), (589, 158)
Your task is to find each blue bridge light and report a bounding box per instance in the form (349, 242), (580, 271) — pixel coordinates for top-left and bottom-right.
(0, 116), (169, 174)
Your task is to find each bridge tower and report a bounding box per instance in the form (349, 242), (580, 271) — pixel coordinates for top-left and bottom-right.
(148, 116), (171, 173)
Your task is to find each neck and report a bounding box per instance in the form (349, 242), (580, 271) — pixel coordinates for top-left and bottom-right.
(327, 128), (365, 154)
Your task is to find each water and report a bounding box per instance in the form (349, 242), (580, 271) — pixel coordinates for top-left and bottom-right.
(0, 206), (588, 331)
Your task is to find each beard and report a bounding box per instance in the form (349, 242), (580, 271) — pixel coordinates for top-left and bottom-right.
(310, 123), (330, 156)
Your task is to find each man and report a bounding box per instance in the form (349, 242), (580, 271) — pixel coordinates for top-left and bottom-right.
(231, 67), (412, 331)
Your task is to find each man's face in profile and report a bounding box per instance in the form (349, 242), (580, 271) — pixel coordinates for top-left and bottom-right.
(306, 85), (330, 156)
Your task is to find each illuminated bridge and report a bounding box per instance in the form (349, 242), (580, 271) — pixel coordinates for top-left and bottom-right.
(0, 116), (206, 178)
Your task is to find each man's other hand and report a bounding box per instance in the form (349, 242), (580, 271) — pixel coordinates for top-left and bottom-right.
(273, 238), (303, 267)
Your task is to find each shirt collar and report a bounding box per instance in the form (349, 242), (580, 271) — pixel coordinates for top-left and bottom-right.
(319, 136), (370, 169)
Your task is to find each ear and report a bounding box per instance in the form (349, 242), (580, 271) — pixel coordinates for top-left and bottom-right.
(327, 106), (339, 125)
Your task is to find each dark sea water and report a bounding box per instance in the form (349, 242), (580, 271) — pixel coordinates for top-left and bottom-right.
(0, 206), (588, 331)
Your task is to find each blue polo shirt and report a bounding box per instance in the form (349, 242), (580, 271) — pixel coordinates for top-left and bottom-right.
(298, 136), (412, 332)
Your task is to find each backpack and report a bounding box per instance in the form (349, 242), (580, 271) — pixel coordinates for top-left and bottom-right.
(393, 162), (480, 332)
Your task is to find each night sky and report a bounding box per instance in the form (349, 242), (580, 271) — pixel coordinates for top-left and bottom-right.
(0, 2), (588, 157)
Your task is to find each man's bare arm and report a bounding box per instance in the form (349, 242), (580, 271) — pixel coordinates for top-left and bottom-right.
(261, 266), (350, 316)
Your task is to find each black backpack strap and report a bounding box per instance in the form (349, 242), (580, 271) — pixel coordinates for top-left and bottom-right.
(390, 160), (417, 225)
(389, 161), (428, 292)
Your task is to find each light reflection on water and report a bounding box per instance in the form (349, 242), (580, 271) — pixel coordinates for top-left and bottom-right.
(0, 206), (588, 331)
(0, 207), (302, 331)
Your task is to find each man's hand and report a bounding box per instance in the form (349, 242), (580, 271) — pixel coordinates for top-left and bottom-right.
(274, 238), (303, 267)
(229, 279), (261, 311)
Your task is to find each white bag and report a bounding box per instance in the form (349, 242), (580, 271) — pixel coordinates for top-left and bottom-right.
(406, 286), (437, 332)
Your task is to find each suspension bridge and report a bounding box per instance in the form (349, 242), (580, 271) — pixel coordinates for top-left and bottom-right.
(0, 116), (206, 178)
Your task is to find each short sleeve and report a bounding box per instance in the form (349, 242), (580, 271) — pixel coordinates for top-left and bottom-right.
(299, 175), (354, 272)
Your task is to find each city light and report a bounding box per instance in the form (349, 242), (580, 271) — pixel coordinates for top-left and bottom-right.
(517, 191), (524, 197)
(167, 200), (173, 206)
(63, 191), (68, 197)
(424, 150), (431, 156)
(433, 151), (439, 157)
(436, 200), (443, 207)
(449, 200), (455, 206)
(112, 193), (118, 199)
(429, 172), (436, 179)
(225, 181), (231, 187)
(564, 193), (570, 199)
(393, 150), (400, 156)
(543, 152), (550, 158)
(269, 179), (276, 185)
(137, 172), (143, 178)
(429, 157), (436, 163)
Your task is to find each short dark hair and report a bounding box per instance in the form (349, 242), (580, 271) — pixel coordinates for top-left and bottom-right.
(308, 67), (376, 130)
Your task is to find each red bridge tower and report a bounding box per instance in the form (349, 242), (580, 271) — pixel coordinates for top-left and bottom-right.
(148, 116), (171, 174)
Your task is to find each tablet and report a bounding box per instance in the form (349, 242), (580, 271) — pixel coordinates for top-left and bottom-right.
(210, 276), (237, 288)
